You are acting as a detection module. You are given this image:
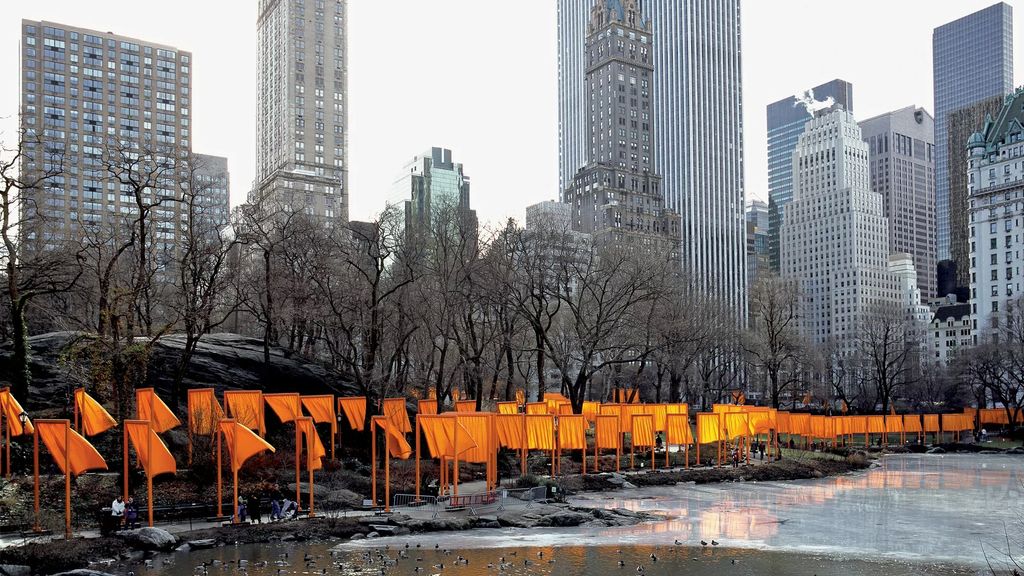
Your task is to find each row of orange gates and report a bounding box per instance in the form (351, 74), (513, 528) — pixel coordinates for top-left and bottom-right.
(0, 386), (1016, 537)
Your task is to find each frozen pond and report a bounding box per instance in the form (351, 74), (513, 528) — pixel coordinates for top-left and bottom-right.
(133, 454), (1022, 575)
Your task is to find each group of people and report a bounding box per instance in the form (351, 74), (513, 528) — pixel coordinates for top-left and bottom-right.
(237, 495), (301, 523)
(105, 495), (140, 534)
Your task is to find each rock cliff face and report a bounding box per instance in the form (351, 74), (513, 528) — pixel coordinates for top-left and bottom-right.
(0, 331), (359, 411)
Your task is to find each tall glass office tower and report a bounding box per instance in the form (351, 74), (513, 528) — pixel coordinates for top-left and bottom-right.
(933, 2), (1013, 267)
(558, 0), (747, 322)
(766, 79), (853, 272)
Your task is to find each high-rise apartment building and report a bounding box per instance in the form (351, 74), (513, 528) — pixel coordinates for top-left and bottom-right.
(564, 0), (681, 262)
(780, 109), (902, 358)
(745, 199), (768, 293)
(933, 2), (1013, 265)
(19, 21), (229, 255)
(253, 0), (348, 221)
(967, 88), (1024, 343)
(392, 147), (476, 233)
(766, 79), (854, 272)
(859, 106), (937, 299)
(558, 0), (745, 319)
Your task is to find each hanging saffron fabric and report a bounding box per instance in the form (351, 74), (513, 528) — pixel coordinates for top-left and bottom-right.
(135, 388), (181, 433)
(74, 389), (117, 436)
(187, 388), (223, 436)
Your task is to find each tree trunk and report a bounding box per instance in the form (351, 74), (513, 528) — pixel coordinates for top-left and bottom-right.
(10, 300), (30, 400)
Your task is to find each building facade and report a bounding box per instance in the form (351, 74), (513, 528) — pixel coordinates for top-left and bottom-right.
(19, 20), (229, 255)
(780, 108), (902, 358)
(929, 294), (972, 365)
(745, 199), (769, 292)
(967, 88), (1024, 342)
(253, 0), (348, 221)
(948, 95), (1006, 289)
(558, 0), (745, 320)
(392, 147), (476, 233)
(859, 106), (937, 299)
(564, 0), (681, 262)
(933, 2), (1013, 264)
(767, 79), (854, 272)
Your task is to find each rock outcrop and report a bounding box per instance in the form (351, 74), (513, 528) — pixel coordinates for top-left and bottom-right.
(0, 332), (358, 411)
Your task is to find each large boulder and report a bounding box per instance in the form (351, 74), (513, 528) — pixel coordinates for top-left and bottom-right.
(535, 511), (591, 527)
(0, 566), (31, 576)
(118, 527), (178, 551)
(50, 571), (118, 576)
(327, 489), (364, 508)
(0, 332), (359, 412)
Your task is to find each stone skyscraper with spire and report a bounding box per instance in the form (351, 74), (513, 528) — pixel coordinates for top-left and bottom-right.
(564, 0), (680, 260)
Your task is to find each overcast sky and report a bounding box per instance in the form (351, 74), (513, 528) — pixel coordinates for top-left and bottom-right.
(2, 1), (1022, 227)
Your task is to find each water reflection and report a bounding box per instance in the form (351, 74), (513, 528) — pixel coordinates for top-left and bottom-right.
(569, 454), (1024, 564)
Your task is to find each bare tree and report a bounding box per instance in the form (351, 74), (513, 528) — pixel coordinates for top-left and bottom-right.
(858, 303), (918, 414)
(0, 133), (82, 399)
(743, 274), (805, 408)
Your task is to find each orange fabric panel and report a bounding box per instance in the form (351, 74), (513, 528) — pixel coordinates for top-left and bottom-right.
(219, 420), (275, 472)
(301, 395), (337, 432)
(923, 414), (941, 432)
(748, 409), (774, 434)
(125, 420), (176, 478)
(582, 401), (600, 422)
(666, 413), (693, 445)
(849, 416), (868, 435)
(867, 415), (886, 434)
(544, 393), (569, 414)
(696, 413), (722, 444)
(789, 413), (811, 436)
(558, 403), (574, 415)
(724, 413), (750, 440)
(264, 393), (301, 424)
(374, 417), (412, 459)
(810, 416), (826, 439)
(526, 402), (548, 415)
(595, 415), (620, 449)
(885, 415), (904, 434)
(0, 388), (33, 435)
(980, 408), (1009, 424)
(495, 414), (525, 449)
(497, 402), (518, 415)
(903, 414), (922, 433)
(944, 414), (973, 432)
(36, 420), (107, 476)
(613, 389), (640, 403)
(337, 397), (367, 431)
(775, 411), (790, 434)
(74, 389), (117, 436)
(666, 403), (689, 415)
(621, 404), (646, 433)
(455, 400), (477, 413)
(297, 418), (326, 470)
(526, 414), (555, 450)
(418, 399), (439, 416)
(650, 404), (669, 432)
(455, 414), (491, 463)
(558, 415), (588, 450)
(631, 414), (655, 447)
(515, 389), (525, 405)
(187, 389), (223, 436)
(382, 398), (412, 433)
(418, 415), (457, 459)
(224, 391), (265, 435)
(135, 388), (181, 433)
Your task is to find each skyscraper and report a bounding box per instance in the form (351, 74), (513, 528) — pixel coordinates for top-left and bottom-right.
(254, 0), (348, 221)
(19, 20), (229, 254)
(766, 79), (854, 272)
(745, 199), (768, 293)
(780, 109), (902, 357)
(392, 147), (475, 233)
(859, 106), (937, 299)
(933, 2), (1013, 264)
(558, 0), (746, 320)
(564, 0), (681, 261)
